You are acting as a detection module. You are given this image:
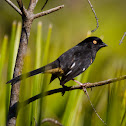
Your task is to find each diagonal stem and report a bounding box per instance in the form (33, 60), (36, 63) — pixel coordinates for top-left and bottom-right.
(33, 5), (64, 19)
(28, 0), (38, 12)
(16, 0), (23, 9)
(8, 74), (126, 119)
(119, 32), (126, 45)
(41, 0), (49, 10)
(41, 118), (63, 126)
(82, 87), (107, 125)
(26, 74), (126, 104)
(5, 0), (22, 15)
(16, 0), (27, 16)
(87, 0), (99, 32)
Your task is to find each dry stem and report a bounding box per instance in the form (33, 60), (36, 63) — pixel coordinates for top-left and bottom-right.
(87, 0), (99, 32)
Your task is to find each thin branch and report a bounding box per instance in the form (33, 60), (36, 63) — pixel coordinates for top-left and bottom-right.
(5, 0), (22, 15)
(28, 0), (38, 12)
(8, 74), (126, 119)
(87, 0), (99, 32)
(119, 32), (126, 45)
(17, 0), (27, 16)
(33, 5), (64, 19)
(33, 117), (63, 126)
(17, 0), (23, 9)
(82, 87), (107, 125)
(41, 118), (63, 126)
(41, 0), (49, 10)
(73, 79), (106, 124)
(22, 74), (126, 105)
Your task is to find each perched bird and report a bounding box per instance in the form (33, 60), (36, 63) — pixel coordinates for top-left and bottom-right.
(7, 36), (107, 86)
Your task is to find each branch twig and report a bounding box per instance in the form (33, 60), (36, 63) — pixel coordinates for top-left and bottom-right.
(17, 0), (23, 9)
(72, 79), (106, 124)
(33, 5), (64, 19)
(16, 0), (27, 16)
(82, 87), (107, 125)
(5, 0), (22, 15)
(87, 0), (99, 32)
(23, 74), (126, 105)
(33, 117), (63, 126)
(8, 74), (126, 119)
(41, 0), (49, 10)
(28, 0), (38, 12)
(119, 32), (126, 45)
(41, 118), (63, 126)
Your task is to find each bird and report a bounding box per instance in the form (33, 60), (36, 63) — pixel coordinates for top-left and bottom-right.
(7, 36), (107, 87)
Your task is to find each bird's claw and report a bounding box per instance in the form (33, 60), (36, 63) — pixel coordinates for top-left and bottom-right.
(61, 85), (68, 96)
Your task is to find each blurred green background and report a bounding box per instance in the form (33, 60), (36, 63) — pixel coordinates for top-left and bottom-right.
(0, 0), (126, 126)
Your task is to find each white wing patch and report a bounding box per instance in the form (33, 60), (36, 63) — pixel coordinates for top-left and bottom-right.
(83, 68), (85, 71)
(66, 70), (72, 76)
(71, 62), (75, 69)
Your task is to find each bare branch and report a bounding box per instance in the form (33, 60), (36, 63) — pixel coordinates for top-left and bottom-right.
(8, 74), (126, 119)
(24, 74), (126, 105)
(87, 0), (99, 32)
(17, 0), (27, 16)
(28, 0), (38, 12)
(33, 5), (64, 19)
(33, 117), (63, 126)
(73, 79), (106, 124)
(83, 87), (107, 125)
(17, 0), (23, 9)
(5, 0), (22, 15)
(41, 0), (49, 10)
(119, 32), (126, 45)
(41, 118), (63, 126)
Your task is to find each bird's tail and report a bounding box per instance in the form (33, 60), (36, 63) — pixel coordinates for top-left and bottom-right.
(6, 60), (60, 85)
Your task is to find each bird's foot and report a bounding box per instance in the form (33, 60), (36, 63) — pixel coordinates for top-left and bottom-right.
(61, 85), (68, 96)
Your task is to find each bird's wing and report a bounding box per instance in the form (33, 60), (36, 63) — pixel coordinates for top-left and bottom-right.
(60, 51), (93, 85)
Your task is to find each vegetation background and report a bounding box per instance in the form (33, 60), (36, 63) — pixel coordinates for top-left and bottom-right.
(0, 0), (126, 125)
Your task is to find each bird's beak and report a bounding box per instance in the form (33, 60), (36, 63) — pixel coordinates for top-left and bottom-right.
(100, 42), (108, 48)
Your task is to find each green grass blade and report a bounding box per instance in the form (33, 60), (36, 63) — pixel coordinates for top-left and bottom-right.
(38, 24), (52, 125)
(0, 35), (8, 80)
(16, 54), (32, 126)
(0, 35), (8, 126)
(42, 24), (52, 65)
(7, 21), (17, 80)
(31, 21), (43, 126)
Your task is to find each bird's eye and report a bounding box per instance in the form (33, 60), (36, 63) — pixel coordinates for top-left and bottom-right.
(93, 40), (97, 44)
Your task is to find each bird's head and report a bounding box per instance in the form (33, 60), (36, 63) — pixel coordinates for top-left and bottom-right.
(83, 36), (107, 51)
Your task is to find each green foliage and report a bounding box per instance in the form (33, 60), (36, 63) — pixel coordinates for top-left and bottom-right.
(0, 12), (126, 125)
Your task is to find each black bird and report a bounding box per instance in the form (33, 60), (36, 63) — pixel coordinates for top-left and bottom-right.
(7, 36), (107, 86)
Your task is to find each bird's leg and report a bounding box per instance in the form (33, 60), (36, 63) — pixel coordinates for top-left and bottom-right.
(61, 85), (68, 96)
(58, 77), (68, 96)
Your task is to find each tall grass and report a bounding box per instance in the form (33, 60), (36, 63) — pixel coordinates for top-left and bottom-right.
(0, 21), (126, 126)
